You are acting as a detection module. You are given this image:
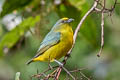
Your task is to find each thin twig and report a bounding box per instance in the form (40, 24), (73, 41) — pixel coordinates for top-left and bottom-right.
(69, 68), (87, 73)
(54, 60), (75, 80)
(62, 66), (75, 80)
(73, 0), (99, 42)
(54, 67), (62, 80)
(32, 65), (58, 78)
(80, 71), (90, 80)
(97, 0), (105, 57)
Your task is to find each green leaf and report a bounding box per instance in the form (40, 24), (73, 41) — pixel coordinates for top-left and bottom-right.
(0, 0), (33, 17)
(0, 15), (40, 56)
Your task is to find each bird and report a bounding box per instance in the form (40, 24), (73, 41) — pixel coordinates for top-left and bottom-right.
(26, 18), (74, 65)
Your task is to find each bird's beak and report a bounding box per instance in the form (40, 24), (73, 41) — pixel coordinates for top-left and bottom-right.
(67, 18), (74, 23)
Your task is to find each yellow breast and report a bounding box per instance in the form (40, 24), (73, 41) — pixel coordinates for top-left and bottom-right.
(34, 24), (73, 62)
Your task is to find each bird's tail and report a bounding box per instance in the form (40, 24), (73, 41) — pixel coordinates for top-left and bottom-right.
(26, 59), (34, 65)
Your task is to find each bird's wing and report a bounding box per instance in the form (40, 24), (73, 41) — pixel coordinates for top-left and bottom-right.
(33, 32), (61, 58)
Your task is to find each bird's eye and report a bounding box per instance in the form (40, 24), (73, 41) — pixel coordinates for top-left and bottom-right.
(61, 20), (65, 23)
(61, 20), (67, 23)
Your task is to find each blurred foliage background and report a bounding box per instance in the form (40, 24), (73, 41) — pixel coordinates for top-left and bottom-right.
(0, 0), (120, 80)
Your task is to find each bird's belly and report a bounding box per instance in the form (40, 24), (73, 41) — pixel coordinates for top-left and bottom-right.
(51, 39), (72, 60)
(39, 35), (73, 62)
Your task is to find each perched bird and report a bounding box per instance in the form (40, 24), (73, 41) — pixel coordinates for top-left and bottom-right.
(26, 18), (74, 65)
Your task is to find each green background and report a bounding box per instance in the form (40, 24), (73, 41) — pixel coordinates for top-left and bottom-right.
(0, 0), (120, 80)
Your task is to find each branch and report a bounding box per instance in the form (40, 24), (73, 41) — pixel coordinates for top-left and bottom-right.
(97, 0), (105, 57)
(63, 0), (99, 65)
(31, 0), (119, 79)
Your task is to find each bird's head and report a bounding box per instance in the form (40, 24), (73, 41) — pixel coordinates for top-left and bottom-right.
(56, 18), (74, 25)
(52, 18), (74, 30)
